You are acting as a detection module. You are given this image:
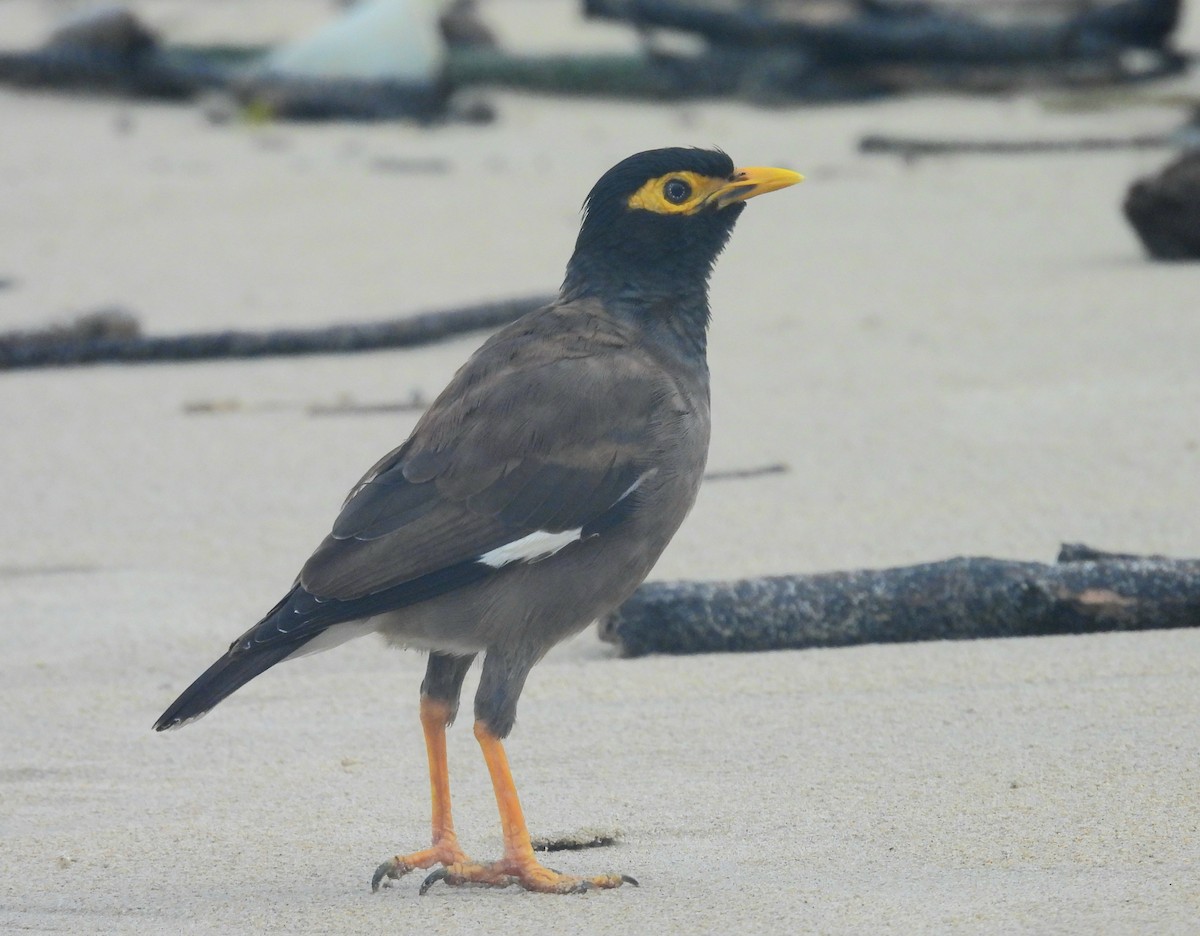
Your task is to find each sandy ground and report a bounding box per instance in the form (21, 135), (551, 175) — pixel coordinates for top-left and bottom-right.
(2, 1), (1200, 933)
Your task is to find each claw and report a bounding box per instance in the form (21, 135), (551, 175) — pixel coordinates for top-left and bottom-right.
(419, 867), (451, 895)
(572, 873), (637, 893)
(371, 858), (404, 893)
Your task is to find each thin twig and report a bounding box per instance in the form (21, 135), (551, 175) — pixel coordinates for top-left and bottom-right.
(860, 133), (1177, 160)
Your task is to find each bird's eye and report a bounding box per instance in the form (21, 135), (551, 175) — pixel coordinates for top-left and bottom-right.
(663, 178), (692, 204)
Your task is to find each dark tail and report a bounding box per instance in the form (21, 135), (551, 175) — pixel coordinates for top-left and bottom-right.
(154, 584), (361, 731)
(153, 641), (301, 730)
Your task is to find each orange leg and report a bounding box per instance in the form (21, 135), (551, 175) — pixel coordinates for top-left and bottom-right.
(371, 697), (471, 891)
(419, 721), (637, 894)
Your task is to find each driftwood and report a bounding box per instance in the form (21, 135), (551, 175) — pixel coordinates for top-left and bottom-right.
(0, 0), (1187, 113)
(860, 132), (1181, 159)
(179, 391), (432, 417)
(0, 6), (226, 100)
(703, 462), (789, 482)
(0, 46), (454, 123)
(584, 0), (1186, 96)
(0, 296), (552, 371)
(585, 0), (1182, 65)
(599, 544), (1200, 656)
(234, 76), (456, 122)
(0, 6), (454, 121)
(0, 44), (220, 99)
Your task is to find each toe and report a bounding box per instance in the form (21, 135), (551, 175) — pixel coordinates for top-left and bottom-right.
(419, 867), (451, 895)
(411, 858), (635, 894)
(371, 857), (403, 892)
(519, 865), (633, 894)
(371, 840), (472, 892)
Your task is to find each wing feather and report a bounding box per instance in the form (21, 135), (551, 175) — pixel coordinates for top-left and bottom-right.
(297, 301), (674, 604)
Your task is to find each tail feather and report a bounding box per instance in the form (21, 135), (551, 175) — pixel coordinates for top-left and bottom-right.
(154, 583), (375, 731)
(153, 641), (303, 731)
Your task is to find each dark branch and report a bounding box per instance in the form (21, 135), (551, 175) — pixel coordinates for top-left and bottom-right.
(859, 133), (1178, 160)
(0, 296), (554, 371)
(584, 0), (1182, 65)
(600, 546), (1200, 656)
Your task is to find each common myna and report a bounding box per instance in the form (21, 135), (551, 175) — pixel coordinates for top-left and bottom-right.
(155, 147), (802, 894)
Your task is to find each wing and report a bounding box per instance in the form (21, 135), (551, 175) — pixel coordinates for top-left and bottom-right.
(237, 304), (675, 649)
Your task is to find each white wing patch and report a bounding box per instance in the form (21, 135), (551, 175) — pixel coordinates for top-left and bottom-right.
(619, 471), (652, 501)
(477, 469), (655, 570)
(479, 528), (584, 569)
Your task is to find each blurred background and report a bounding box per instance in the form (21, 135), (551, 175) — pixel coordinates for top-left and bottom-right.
(1, 0), (1198, 582)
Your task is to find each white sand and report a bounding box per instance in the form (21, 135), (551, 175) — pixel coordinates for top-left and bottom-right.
(2, 1), (1199, 932)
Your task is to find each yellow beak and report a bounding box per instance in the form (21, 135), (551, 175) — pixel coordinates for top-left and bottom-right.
(711, 166), (804, 209)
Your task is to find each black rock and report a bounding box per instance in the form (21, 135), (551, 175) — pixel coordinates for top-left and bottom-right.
(1124, 148), (1200, 260)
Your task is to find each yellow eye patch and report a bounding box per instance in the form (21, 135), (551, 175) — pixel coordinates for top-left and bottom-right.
(626, 171), (731, 215)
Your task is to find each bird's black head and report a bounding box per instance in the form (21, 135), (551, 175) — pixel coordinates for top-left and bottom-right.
(562, 148), (802, 310)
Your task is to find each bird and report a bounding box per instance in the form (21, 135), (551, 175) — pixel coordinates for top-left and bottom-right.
(154, 147), (802, 894)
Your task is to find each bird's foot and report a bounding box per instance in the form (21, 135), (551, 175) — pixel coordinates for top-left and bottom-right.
(371, 839), (471, 892)
(420, 857), (637, 895)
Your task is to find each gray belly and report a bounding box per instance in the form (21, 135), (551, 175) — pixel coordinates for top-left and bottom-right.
(371, 451), (707, 657)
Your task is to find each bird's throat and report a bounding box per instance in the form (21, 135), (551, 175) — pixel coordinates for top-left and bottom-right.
(561, 280), (711, 362)
(560, 260), (712, 359)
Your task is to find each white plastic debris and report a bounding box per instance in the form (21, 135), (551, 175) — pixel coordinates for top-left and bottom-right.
(261, 0), (445, 83)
